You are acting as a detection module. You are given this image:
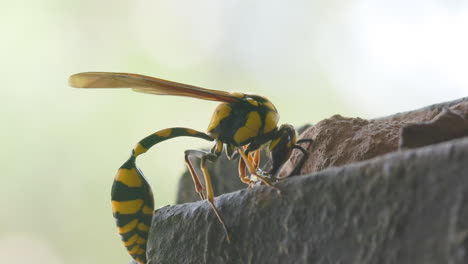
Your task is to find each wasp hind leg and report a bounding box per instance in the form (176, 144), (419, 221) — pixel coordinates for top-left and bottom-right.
(184, 141), (231, 242)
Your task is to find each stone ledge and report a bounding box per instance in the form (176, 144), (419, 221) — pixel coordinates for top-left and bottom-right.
(144, 136), (468, 264)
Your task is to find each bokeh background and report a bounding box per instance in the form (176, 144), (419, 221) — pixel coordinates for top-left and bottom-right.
(2, 0), (467, 263)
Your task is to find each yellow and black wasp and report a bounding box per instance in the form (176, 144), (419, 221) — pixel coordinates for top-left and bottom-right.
(69, 72), (311, 264)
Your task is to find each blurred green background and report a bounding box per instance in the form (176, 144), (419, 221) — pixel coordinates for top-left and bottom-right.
(1, 0), (467, 263)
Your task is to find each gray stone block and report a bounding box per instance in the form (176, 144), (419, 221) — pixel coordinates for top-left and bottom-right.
(145, 137), (468, 264)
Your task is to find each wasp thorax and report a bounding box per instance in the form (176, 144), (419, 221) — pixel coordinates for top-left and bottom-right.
(207, 94), (280, 146)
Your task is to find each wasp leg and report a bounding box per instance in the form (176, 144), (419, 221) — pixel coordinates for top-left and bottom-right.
(238, 157), (251, 185)
(225, 143), (238, 160)
(288, 138), (313, 177)
(238, 149), (263, 187)
(296, 138), (313, 145)
(184, 154), (206, 200)
(184, 142), (231, 242)
(251, 149), (260, 170)
(237, 148), (280, 192)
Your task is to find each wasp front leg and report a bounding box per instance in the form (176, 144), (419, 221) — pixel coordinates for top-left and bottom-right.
(238, 155), (251, 185)
(269, 125), (313, 177)
(237, 148), (280, 192)
(238, 149), (263, 186)
(249, 148), (261, 171)
(288, 138), (313, 177)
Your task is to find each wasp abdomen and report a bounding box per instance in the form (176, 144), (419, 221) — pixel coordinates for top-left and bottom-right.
(112, 156), (154, 264)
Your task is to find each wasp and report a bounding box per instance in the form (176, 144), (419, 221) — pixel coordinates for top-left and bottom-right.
(69, 72), (311, 264)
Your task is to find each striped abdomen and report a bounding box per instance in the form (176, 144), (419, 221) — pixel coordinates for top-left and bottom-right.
(112, 156), (153, 264)
(111, 128), (214, 263)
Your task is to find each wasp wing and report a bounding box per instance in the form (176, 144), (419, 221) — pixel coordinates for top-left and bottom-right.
(69, 72), (242, 103)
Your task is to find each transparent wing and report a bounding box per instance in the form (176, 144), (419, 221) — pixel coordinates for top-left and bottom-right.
(69, 72), (242, 103)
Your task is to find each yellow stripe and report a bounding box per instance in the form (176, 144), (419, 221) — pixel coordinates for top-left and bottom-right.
(135, 257), (146, 264)
(186, 128), (199, 135)
(128, 245), (145, 255)
(234, 111), (261, 144)
(123, 234), (139, 247)
(136, 237), (147, 245)
(136, 248), (145, 255)
(115, 168), (142, 187)
(229, 91), (244, 98)
(142, 205), (153, 215)
(269, 137), (281, 151)
(263, 111), (279, 134)
(246, 98), (259, 106)
(133, 143), (148, 157)
(138, 222), (150, 232)
(155, 128), (172, 137)
(207, 103), (232, 132)
(112, 199), (144, 214)
(234, 127), (256, 145)
(118, 219), (138, 234)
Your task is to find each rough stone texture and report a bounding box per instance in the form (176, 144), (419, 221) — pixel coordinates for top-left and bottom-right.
(146, 137), (468, 264)
(400, 103), (468, 149)
(277, 115), (403, 178)
(279, 98), (468, 178)
(378, 97), (468, 123)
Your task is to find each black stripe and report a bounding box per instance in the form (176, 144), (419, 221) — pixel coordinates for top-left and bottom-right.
(138, 128), (214, 150)
(114, 213), (139, 228)
(139, 134), (164, 149)
(120, 156), (136, 169)
(121, 228), (138, 241)
(112, 181), (145, 201)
